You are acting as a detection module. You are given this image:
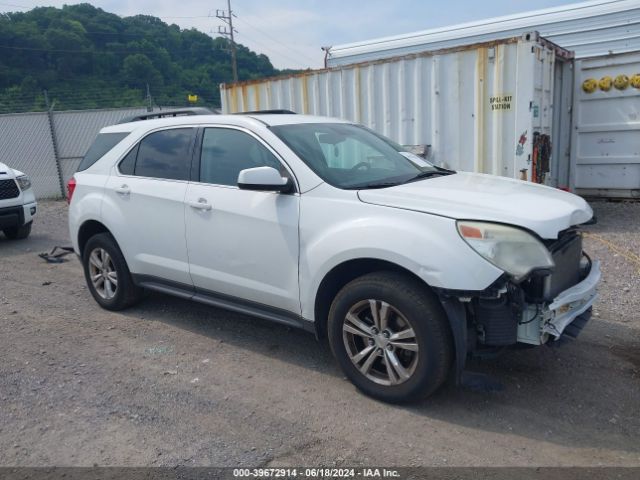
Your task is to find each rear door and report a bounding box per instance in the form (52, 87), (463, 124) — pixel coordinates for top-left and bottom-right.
(104, 127), (196, 286)
(184, 126), (300, 314)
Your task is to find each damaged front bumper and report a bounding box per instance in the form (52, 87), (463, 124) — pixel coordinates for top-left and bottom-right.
(543, 260), (601, 340)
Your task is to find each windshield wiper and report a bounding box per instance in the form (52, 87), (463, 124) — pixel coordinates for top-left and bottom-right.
(344, 181), (403, 190)
(404, 170), (455, 183)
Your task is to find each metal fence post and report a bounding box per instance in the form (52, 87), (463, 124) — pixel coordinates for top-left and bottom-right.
(44, 90), (66, 198)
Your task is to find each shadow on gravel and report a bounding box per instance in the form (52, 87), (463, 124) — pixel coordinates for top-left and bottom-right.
(406, 320), (640, 456)
(122, 291), (640, 456)
(121, 291), (337, 375)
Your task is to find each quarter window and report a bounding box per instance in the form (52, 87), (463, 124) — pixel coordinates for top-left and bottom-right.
(78, 132), (129, 172)
(132, 128), (194, 180)
(199, 128), (282, 186)
(118, 144), (138, 175)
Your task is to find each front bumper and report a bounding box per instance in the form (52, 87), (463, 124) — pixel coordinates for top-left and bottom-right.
(543, 260), (601, 340)
(0, 202), (36, 229)
(0, 205), (24, 229)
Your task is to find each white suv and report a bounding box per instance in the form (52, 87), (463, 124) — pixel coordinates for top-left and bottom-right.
(0, 162), (36, 240)
(68, 112), (600, 402)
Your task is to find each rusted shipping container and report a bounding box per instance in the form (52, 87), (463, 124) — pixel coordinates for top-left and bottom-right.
(221, 32), (573, 186)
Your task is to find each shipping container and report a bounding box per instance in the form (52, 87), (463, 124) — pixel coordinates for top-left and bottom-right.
(571, 51), (640, 198)
(221, 32), (573, 184)
(326, 0), (640, 66)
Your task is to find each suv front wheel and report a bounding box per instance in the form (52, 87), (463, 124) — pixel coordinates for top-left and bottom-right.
(328, 271), (453, 403)
(82, 233), (142, 311)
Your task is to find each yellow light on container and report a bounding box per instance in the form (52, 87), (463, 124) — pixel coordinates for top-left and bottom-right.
(188, 94), (198, 103)
(631, 74), (640, 89)
(614, 74), (629, 90)
(582, 78), (597, 93)
(599, 76), (612, 91)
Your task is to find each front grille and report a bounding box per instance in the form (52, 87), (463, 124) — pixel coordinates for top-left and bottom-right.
(547, 233), (582, 299)
(0, 179), (20, 199)
(522, 229), (582, 302)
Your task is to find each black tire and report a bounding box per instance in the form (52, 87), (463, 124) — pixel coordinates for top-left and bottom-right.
(3, 222), (32, 240)
(82, 232), (142, 311)
(328, 271), (453, 403)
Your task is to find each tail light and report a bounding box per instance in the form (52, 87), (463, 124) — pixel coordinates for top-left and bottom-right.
(67, 176), (77, 204)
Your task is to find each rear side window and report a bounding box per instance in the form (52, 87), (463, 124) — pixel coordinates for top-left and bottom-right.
(78, 132), (129, 172)
(133, 128), (194, 180)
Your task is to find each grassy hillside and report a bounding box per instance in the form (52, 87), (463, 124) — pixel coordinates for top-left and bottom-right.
(0, 3), (286, 113)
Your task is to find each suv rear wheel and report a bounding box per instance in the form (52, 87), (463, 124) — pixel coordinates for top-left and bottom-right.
(3, 222), (32, 240)
(328, 271), (453, 403)
(83, 233), (142, 311)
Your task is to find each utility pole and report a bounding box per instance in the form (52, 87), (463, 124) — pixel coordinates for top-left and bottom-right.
(216, 0), (238, 83)
(321, 46), (332, 69)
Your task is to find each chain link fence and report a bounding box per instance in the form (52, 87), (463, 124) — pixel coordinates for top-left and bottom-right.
(0, 88), (221, 199)
(0, 107), (149, 198)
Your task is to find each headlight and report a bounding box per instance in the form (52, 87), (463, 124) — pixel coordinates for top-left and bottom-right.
(16, 175), (31, 191)
(457, 221), (554, 281)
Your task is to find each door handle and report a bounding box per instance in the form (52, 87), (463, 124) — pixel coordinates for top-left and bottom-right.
(115, 185), (130, 195)
(188, 198), (212, 211)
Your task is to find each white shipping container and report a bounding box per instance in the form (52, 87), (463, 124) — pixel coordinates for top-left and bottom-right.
(571, 51), (640, 198)
(221, 32), (573, 184)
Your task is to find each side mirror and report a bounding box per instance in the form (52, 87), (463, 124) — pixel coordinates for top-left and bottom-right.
(237, 166), (293, 193)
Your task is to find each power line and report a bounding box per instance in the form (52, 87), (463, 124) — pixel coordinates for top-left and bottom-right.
(0, 3), (305, 71)
(1, 3), (210, 20)
(234, 30), (308, 70)
(233, 15), (318, 65)
(0, 43), (230, 54)
(0, 2), (214, 19)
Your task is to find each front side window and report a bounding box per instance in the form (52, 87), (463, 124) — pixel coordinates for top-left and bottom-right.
(199, 128), (283, 186)
(132, 128), (194, 180)
(271, 123), (449, 189)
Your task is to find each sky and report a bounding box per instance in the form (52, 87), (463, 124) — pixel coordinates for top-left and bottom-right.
(0, 0), (591, 69)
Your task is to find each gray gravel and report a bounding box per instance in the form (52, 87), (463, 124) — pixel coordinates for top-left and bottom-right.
(583, 200), (640, 324)
(0, 200), (638, 467)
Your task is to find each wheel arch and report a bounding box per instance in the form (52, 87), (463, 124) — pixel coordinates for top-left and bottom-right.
(313, 258), (433, 340)
(77, 219), (113, 257)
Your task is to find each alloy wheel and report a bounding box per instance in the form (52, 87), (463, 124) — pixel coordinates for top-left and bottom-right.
(342, 299), (419, 386)
(88, 247), (118, 299)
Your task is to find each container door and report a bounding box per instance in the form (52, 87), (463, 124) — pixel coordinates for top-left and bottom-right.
(550, 58), (574, 189)
(571, 52), (640, 198)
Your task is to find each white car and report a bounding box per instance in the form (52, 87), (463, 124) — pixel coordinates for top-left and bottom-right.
(68, 112), (600, 402)
(0, 162), (36, 240)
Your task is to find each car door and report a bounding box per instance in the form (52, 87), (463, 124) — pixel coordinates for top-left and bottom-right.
(104, 127), (196, 286)
(184, 126), (300, 315)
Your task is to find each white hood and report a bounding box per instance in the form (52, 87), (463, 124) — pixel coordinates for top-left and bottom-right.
(0, 162), (20, 178)
(357, 172), (593, 239)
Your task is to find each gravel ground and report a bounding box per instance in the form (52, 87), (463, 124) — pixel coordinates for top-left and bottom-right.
(0, 199), (638, 467)
(582, 201), (640, 324)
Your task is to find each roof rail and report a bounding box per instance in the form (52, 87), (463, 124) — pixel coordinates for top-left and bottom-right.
(117, 107), (215, 124)
(235, 109), (297, 115)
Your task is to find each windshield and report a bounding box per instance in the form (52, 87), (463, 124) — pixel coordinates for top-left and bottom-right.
(271, 123), (451, 189)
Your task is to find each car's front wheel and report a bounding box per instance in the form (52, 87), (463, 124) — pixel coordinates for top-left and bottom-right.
(82, 233), (142, 311)
(3, 222), (32, 240)
(328, 271), (453, 403)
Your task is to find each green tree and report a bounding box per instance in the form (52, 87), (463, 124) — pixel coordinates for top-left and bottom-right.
(122, 53), (163, 88)
(0, 2), (293, 113)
